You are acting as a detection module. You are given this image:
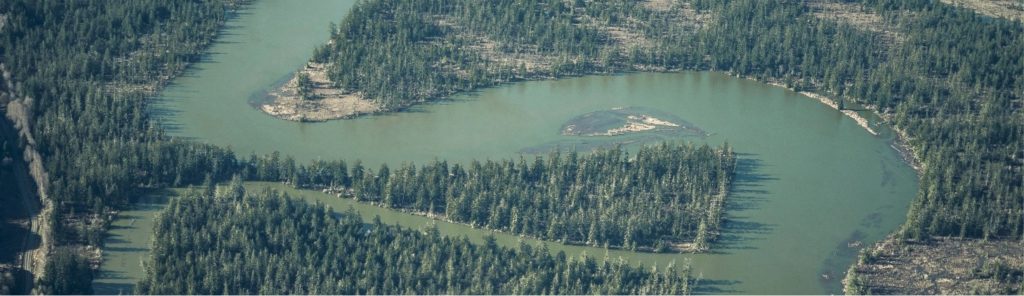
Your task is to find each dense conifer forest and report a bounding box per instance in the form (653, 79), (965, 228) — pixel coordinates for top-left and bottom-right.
(0, 0), (1020, 293)
(0, 0), (727, 292)
(136, 181), (691, 294)
(0, 0), (246, 293)
(315, 0), (1022, 241)
(252, 143), (735, 252)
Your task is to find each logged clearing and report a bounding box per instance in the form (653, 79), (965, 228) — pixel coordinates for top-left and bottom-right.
(808, 1), (904, 44)
(845, 237), (1024, 295)
(260, 0), (713, 121)
(941, 0), (1024, 21)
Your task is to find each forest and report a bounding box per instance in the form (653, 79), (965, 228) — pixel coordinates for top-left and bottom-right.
(248, 142), (735, 252)
(137, 180), (691, 294)
(314, 0), (1022, 241)
(315, 0), (700, 109)
(0, 0), (1019, 293)
(0, 0), (247, 293)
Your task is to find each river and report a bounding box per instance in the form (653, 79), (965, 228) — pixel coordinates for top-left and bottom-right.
(95, 0), (919, 294)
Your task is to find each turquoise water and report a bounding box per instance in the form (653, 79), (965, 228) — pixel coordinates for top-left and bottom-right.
(97, 1), (919, 294)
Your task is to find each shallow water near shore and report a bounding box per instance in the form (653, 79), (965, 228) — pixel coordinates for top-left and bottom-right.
(101, 0), (919, 294)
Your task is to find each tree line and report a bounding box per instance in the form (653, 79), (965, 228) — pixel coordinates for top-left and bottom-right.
(244, 142), (735, 252)
(314, 0), (1023, 241)
(137, 180), (691, 294)
(0, 0), (246, 293)
(314, 0), (695, 109)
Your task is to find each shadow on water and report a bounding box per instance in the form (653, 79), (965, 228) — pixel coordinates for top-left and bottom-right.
(711, 155), (777, 254)
(93, 281), (136, 295)
(692, 278), (743, 295)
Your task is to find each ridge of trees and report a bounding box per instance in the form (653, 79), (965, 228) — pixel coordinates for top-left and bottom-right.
(244, 142), (735, 252)
(137, 180), (691, 295)
(315, 0), (1023, 240)
(0, 0), (247, 293)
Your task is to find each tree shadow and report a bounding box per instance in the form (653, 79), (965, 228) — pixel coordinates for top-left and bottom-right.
(691, 278), (743, 295)
(710, 154), (777, 253)
(5, 267), (33, 294)
(0, 222), (40, 264)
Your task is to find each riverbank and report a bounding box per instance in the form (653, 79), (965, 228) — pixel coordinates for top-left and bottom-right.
(737, 75), (881, 137)
(256, 0), (711, 122)
(844, 236), (1024, 294)
(737, 73), (928, 179)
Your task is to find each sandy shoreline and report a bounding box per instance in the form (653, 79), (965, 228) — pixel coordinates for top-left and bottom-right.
(740, 75), (924, 176)
(742, 76), (880, 136)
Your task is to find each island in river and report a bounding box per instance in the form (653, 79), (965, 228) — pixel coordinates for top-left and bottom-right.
(561, 107), (708, 137)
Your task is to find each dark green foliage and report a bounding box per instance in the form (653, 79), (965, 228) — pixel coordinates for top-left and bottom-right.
(250, 142), (735, 251)
(35, 248), (92, 295)
(0, 0), (245, 245)
(296, 73), (315, 100)
(0, 0), (245, 291)
(317, 0), (694, 109)
(688, 0), (1024, 240)
(137, 183), (690, 294)
(318, 0), (1024, 241)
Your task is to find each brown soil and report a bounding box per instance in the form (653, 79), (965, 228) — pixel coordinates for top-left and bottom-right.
(845, 237), (1024, 295)
(941, 0), (1024, 21)
(260, 63), (380, 122)
(808, 1), (904, 44)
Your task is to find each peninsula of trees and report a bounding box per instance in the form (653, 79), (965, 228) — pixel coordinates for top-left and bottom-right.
(137, 181), (691, 294)
(292, 0), (1023, 292)
(0, 0), (1019, 293)
(256, 142), (735, 252)
(1, 0), (248, 293)
(300, 0), (1023, 241)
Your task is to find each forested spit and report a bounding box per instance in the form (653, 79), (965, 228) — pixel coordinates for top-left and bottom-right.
(313, 0), (1023, 241)
(136, 180), (691, 294)
(247, 142), (735, 252)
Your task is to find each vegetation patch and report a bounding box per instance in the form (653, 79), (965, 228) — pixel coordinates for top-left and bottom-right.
(560, 106), (707, 137)
(940, 0), (1024, 21)
(137, 182), (692, 294)
(257, 0), (711, 119)
(844, 237), (1024, 295)
(259, 142), (735, 252)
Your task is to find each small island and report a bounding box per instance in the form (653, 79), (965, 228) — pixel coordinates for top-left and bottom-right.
(561, 107), (708, 137)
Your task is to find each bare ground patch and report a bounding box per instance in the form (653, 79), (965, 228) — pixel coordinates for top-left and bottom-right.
(808, 1), (904, 44)
(941, 0), (1024, 21)
(846, 237), (1024, 295)
(261, 63), (379, 122)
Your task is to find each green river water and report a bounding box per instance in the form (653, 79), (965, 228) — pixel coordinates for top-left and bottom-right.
(94, 0), (919, 294)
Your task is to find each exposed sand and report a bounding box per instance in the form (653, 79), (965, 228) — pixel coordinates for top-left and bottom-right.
(260, 63), (380, 122)
(800, 91), (879, 136)
(598, 115), (680, 136)
(740, 75), (880, 136)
